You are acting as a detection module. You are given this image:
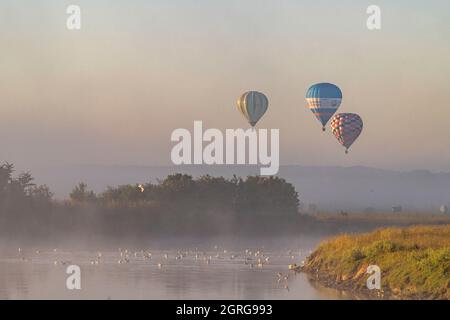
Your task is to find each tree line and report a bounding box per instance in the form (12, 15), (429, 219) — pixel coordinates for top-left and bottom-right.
(70, 173), (299, 215)
(0, 163), (301, 240)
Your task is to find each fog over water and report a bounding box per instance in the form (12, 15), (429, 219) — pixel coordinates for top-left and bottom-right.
(0, 236), (351, 300)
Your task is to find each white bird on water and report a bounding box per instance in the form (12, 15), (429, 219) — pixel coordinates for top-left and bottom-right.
(276, 272), (290, 290)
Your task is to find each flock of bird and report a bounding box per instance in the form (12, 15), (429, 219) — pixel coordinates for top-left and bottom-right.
(14, 246), (312, 292)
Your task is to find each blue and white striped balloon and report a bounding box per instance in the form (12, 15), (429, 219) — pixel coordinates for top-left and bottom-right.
(306, 83), (342, 131)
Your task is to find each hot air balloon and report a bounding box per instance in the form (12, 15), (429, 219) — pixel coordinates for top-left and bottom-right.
(306, 83), (342, 131)
(237, 91), (268, 127)
(330, 113), (363, 154)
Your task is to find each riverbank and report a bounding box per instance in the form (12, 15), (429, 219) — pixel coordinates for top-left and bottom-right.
(301, 225), (450, 300)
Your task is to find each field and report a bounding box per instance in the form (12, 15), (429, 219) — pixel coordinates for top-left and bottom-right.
(311, 212), (450, 226)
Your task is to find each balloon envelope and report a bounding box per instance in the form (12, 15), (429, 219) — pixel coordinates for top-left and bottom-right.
(237, 91), (268, 127)
(330, 113), (363, 152)
(306, 83), (342, 130)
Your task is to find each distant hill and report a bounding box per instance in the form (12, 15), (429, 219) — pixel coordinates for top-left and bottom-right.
(29, 164), (450, 213)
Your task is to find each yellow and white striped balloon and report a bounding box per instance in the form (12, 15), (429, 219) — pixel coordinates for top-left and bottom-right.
(236, 91), (269, 127)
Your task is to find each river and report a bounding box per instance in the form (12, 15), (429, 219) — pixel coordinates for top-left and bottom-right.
(0, 237), (349, 300)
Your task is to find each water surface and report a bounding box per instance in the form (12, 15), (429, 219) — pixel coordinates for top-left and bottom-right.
(0, 239), (348, 300)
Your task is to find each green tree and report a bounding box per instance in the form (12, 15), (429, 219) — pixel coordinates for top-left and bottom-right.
(70, 182), (96, 203)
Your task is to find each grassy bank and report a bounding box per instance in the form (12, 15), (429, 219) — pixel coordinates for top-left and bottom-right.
(302, 225), (450, 299)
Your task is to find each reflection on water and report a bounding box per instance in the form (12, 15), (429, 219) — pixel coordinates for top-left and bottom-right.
(0, 241), (349, 300)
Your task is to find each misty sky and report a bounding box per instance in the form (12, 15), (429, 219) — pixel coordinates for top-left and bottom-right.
(1, 0), (450, 172)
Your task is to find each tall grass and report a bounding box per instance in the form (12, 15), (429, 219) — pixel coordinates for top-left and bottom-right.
(305, 225), (450, 299)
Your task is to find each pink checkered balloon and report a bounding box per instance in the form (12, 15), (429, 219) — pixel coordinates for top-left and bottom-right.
(330, 113), (363, 153)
